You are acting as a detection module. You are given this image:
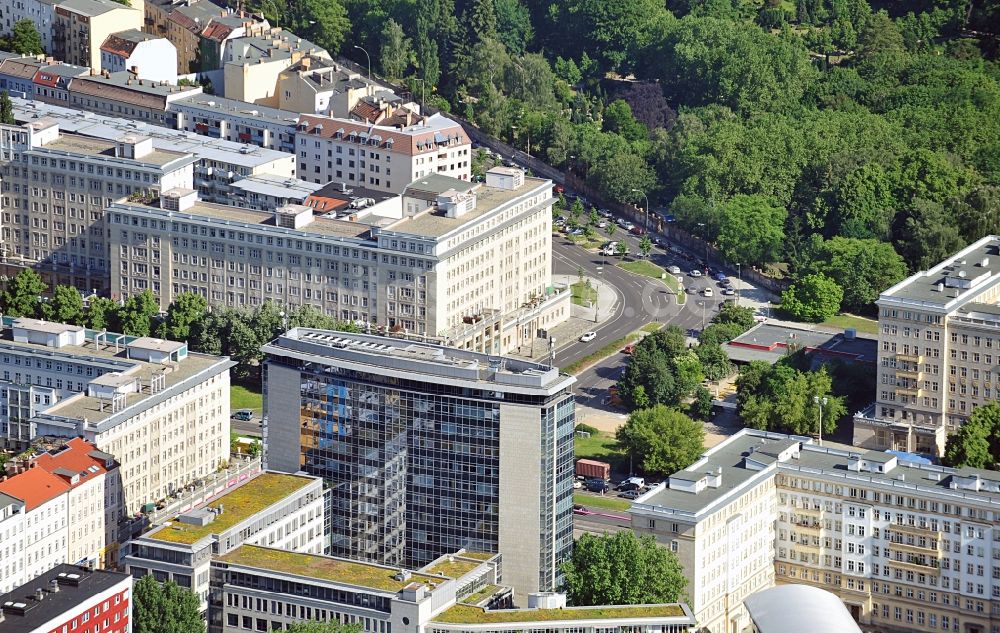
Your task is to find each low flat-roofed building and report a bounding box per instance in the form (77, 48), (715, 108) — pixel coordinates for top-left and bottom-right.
(742, 584), (862, 633)
(125, 471), (324, 610)
(0, 564), (132, 633)
(169, 93), (300, 153)
(725, 323), (877, 366)
(0, 316), (233, 515)
(209, 546), (696, 633)
(230, 173), (322, 210)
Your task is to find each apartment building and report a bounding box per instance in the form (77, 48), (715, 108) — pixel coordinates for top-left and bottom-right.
(296, 112), (471, 195)
(0, 55), (44, 97)
(0, 492), (26, 594)
(0, 564), (132, 633)
(210, 546), (696, 633)
(633, 428), (1000, 633)
(856, 235), (1000, 456)
(108, 168), (569, 353)
(0, 119), (195, 293)
(274, 54), (382, 116)
(124, 471), (325, 609)
(100, 29), (177, 83)
(65, 69), (200, 126)
(229, 174), (322, 211)
(10, 96), (296, 207)
(0, 0), (56, 52)
(32, 63), (90, 105)
(53, 0), (143, 69)
(222, 29), (329, 106)
(169, 93), (300, 153)
(144, 0), (260, 74)
(0, 317), (233, 515)
(262, 329), (576, 599)
(0, 467), (70, 589)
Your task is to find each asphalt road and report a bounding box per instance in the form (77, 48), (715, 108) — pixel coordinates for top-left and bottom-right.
(231, 417), (263, 438)
(572, 507), (632, 538)
(551, 224), (727, 407)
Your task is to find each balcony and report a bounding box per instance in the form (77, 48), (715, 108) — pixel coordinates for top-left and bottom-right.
(792, 540), (821, 554)
(895, 386), (921, 398)
(891, 555), (941, 574)
(895, 367), (921, 379)
(794, 505), (821, 517)
(795, 521), (822, 534)
(896, 352), (923, 363)
(892, 521), (938, 535)
(889, 538), (940, 554)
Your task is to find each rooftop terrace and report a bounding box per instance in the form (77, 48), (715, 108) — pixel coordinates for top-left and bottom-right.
(432, 604), (688, 625)
(146, 473), (313, 545)
(218, 545), (444, 592)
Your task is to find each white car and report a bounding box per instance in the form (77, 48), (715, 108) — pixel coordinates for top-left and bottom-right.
(702, 287), (714, 297)
(689, 269), (703, 277)
(667, 265), (681, 274)
(616, 218), (630, 228)
(597, 220), (609, 228)
(580, 331), (597, 342)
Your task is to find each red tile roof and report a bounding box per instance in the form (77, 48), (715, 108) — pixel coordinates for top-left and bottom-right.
(34, 437), (109, 488)
(0, 467), (70, 511)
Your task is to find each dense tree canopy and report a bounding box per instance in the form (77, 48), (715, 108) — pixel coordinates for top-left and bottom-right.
(133, 576), (203, 633)
(736, 362), (846, 436)
(617, 405), (705, 477)
(562, 531), (687, 606)
(944, 402), (1000, 469)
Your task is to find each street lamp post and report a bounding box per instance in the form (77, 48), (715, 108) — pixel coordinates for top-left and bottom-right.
(353, 45), (371, 81)
(736, 262), (741, 305)
(631, 188), (650, 233)
(814, 396), (828, 446)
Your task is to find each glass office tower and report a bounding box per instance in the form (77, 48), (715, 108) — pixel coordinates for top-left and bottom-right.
(263, 330), (576, 598)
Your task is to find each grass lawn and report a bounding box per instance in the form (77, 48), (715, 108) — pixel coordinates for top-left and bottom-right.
(575, 431), (625, 464)
(573, 492), (632, 513)
(571, 281), (599, 306)
(231, 383), (263, 413)
(641, 322), (662, 334)
(819, 313), (879, 335)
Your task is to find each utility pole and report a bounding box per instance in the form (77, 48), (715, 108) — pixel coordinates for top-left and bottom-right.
(814, 396), (827, 446)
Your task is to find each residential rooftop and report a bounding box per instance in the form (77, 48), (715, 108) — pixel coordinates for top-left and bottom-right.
(225, 30), (327, 65)
(264, 329), (574, 396)
(59, 0), (134, 16)
(726, 323), (877, 365)
(879, 235), (1000, 310)
(431, 604), (690, 625)
(231, 174), (323, 200)
(218, 545), (445, 592)
(633, 428), (1000, 521)
(386, 175), (549, 239)
(146, 473), (314, 545)
(0, 565), (131, 633)
(36, 132), (190, 168)
(12, 96), (293, 169)
(170, 93), (301, 126)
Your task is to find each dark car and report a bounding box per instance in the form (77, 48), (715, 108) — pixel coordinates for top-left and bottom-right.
(616, 481), (641, 492)
(629, 226), (646, 236)
(618, 490), (641, 500)
(231, 409), (253, 421)
(585, 478), (610, 493)
(713, 272), (728, 282)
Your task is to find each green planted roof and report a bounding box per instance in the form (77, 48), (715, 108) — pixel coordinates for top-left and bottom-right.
(219, 545), (444, 592)
(432, 604), (686, 625)
(150, 473), (313, 544)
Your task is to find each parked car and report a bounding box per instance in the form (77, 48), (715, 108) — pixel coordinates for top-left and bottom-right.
(597, 220), (609, 228)
(580, 331), (597, 342)
(629, 226), (646, 235)
(702, 287), (714, 297)
(689, 269), (703, 277)
(624, 222), (636, 231)
(585, 478), (610, 493)
(667, 265), (681, 274)
(652, 238), (663, 247)
(714, 272), (728, 282)
(573, 480), (583, 489)
(622, 343), (636, 354)
(617, 481), (641, 492)
(616, 218), (630, 227)
(618, 490), (641, 500)
(722, 288), (736, 296)
(231, 409), (254, 421)
(599, 208), (613, 218)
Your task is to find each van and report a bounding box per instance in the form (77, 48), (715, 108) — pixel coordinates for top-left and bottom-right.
(585, 478), (610, 493)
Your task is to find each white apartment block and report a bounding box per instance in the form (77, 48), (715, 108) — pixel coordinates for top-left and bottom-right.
(124, 471), (325, 610)
(856, 235), (1000, 457)
(11, 96), (296, 206)
(296, 112), (471, 195)
(0, 119), (195, 294)
(108, 168), (570, 354)
(208, 547), (696, 633)
(169, 93), (300, 153)
(0, 491), (26, 594)
(633, 428), (1000, 633)
(0, 466), (70, 589)
(100, 29), (178, 84)
(0, 317), (233, 516)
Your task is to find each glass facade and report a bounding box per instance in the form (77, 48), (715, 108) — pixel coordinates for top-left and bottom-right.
(281, 359), (574, 586)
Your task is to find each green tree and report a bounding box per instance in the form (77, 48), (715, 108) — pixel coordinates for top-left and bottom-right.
(695, 341), (732, 380)
(0, 90), (14, 125)
(716, 195), (787, 266)
(378, 19), (411, 80)
(896, 198), (965, 271)
(617, 405), (705, 477)
(561, 531), (687, 606)
(781, 273), (843, 322)
(639, 236), (652, 259)
(736, 363), (845, 436)
(856, 11), (905, 60)
(943, 402), (1000, 469)
(558, 0), (668, 74)
(1, 268), (46, 317)
(605, 222), (618, 240)
(41, 285), (85, 325)
(618, 326), (691, 408)
(713, 303), (756, 331)
(697, 321), (746, 346)
(164, 292), (208, 341)
(118, 290), (159, 336)
(494, 0), (534, 55)
(8, 19), (43, 55)
(690, 384), (713, 420)
(133, 575), (203, 633)
(811, 237), (907, 314)
(615, 241), (629, 258)
(293, 0), (350, 55)
(85, 296), (120, 331)
(594, 153), (656, 205)
(603, 100), (647, 142)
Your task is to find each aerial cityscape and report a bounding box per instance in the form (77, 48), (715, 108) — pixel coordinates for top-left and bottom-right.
(0, 1), (996, 632)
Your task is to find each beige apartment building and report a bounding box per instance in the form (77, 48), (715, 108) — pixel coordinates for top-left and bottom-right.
(0, 119), (195, 293)
(53, 0), (143, 69)
(222, 29), (329, 106)
(2, 317), (234, 515)
(855, 235), (1000, 456)
(632, 428), (1000, 633)
(107, 168), (568, 354)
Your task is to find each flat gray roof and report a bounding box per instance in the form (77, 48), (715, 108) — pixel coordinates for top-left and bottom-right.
(231, 174), (321, 199)
(726, 324), (876, 365)
(40, 134), (189, 168)
(880, 235), (1000, 309)
(170, 94), (301, 127)
(264, 329), (575, 396)
(743, 585), (862, 633)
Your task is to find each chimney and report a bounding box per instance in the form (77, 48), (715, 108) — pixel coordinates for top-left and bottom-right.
(49, 579), (59, 593)
(35, 588), (44, 602)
